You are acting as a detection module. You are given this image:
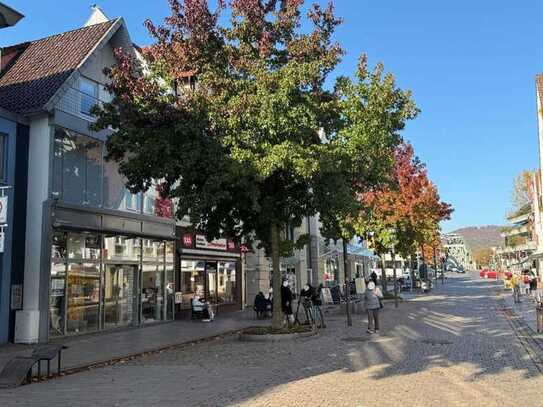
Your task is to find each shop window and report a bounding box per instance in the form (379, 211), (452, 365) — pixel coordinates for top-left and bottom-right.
(66, 263), (100, 334)
(49, 262), (67, 337)
(51, 231), (67, 260)
(180, 260), (205, 309)
(66, 233), (101, 260)
(218, 262), (237, 304)
(142, 262), (164, 323)
(104, 236), (141, 262)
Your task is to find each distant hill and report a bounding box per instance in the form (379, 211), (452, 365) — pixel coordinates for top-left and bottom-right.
(451, 225), (504, 252)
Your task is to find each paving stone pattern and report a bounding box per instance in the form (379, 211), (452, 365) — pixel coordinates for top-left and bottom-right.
(1, 274), (543, 407)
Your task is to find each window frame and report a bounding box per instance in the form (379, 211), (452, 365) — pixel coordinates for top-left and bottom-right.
(79, 77), (99, 117)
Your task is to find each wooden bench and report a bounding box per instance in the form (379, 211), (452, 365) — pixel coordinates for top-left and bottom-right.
(0, 345), (67, 389)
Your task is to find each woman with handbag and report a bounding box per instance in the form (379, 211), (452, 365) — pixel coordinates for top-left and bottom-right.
(364, 281), (383, 334)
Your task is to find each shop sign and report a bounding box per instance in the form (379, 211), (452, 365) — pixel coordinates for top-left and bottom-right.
(0, 196), (7, 224)
(182, 234), (194, 248)
(174, 292), (183, 304)
(195, 235), (227, 251)
(321, 287), (334, 305)
(227, 240), (236, 251)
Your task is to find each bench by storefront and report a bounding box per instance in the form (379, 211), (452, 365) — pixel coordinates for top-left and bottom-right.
(0, 345), (67, 388)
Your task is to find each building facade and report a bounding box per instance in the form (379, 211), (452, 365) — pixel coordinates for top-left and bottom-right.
(0, 3), (30, 345)
(442, 233), (473, 271)
(244, 215), (377, 306)
(530, 75), (543, 279)
(0, 11), (177, 343)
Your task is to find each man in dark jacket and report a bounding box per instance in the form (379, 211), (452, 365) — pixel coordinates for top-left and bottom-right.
(370, 271), (378, 285)
(281, 280), (294, 325)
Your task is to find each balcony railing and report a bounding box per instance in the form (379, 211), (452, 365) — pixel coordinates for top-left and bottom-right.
(56, 87), (106, 121)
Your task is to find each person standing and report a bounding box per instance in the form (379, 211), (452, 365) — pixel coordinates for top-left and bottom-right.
(370, 270), (378, 286)
(364, 281), (383, 334)
(281, 280), (294, 325)
(512, 273), (521, 303)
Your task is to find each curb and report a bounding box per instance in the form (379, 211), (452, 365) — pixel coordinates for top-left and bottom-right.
(17, 328), (248, 386)
(239, 329), (318, 342)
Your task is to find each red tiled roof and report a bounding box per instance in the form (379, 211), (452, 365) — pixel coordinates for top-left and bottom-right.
(0, 20), (116, 114)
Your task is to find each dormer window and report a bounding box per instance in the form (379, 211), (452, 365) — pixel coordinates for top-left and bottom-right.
(80, 77), (99, 116)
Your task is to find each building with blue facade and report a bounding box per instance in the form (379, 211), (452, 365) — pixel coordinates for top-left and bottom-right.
(0, 3), (29, 345)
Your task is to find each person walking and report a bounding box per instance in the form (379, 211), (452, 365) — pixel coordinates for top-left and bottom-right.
(364, 281), (383, 334)
(512, 273), (521, 304)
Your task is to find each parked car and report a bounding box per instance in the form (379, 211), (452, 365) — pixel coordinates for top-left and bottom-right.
(486, 270), (498, 279)
(479, 269), (487, 278)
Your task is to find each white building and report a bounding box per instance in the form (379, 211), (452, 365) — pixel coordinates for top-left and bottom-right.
(442, 233), (473, 271)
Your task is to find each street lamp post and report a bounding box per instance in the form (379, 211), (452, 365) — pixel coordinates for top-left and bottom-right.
(391, 242), (399, 309)
(342, 239), (352, 327)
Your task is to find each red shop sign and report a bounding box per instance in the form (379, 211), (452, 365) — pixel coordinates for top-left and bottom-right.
(182, 234), (193, 247)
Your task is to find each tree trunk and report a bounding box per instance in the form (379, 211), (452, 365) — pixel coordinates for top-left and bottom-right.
(380, 255), (388, 293)
(271, 223), (283, 329)
(410, 254), (416, 291)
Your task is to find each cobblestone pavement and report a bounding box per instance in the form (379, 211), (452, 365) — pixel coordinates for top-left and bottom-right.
(2, 273), (543, 407)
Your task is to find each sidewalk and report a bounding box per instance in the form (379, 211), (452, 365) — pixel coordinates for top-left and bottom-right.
(0, 310), (265, 374)
(503, 291), (540, 334)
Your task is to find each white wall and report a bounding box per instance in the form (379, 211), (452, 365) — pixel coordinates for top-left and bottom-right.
(15, 115), (50, 343)
(22, 115), (50, 309)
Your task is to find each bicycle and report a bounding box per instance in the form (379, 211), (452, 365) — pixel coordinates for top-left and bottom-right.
(301, 297), (325, 330)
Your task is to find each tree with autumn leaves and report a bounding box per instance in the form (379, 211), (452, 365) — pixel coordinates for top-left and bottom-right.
(93, 0), (446, 328)
(357, 143), (453, 288)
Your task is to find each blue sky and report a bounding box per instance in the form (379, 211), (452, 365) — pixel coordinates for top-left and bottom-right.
(2, 0), (542, 232)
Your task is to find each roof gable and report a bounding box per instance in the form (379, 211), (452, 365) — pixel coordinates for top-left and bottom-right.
(0, 19), (116, 114)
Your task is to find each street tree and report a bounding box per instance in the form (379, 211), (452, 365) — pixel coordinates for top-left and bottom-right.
(93, 0), (344, 329)
(357, 143), (452, 285)
(316, 55), (418, 297)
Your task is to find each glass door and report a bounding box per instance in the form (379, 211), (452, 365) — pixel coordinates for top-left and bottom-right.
(104, 264), (138, 329)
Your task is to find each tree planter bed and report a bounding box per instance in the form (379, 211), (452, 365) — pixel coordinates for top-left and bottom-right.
(238, 326), (317, 342)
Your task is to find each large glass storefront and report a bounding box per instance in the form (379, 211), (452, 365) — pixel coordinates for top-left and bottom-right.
(49, 230), (175, 337)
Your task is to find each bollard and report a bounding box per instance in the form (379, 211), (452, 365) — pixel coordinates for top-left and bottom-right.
(537, 304), (543, 334)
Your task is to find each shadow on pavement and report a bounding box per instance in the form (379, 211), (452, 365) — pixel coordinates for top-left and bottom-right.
(1, 274), (538, 407)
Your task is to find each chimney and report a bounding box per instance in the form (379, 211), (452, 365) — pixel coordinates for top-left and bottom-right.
(84, 4), (109, 27)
